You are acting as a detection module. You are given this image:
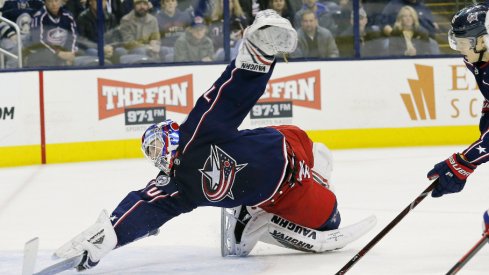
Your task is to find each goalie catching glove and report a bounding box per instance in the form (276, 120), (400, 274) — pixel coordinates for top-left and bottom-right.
(427, 153), (477, 198)
(54, 209), (117, 271)
(236, 9), (297, 73)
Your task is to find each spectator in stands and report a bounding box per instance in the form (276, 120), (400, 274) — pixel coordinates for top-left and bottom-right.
(0, 22), (17, 49)
(362, 0), (387, 29)
(25, 0), (78, 66)
(207, 0), (249, 59)
(387, 5), (431, 56)
(207, 0), (249, 52)
(63, 0), (86, 19)
(333, 0), (352, 35)
(77, 0), (118, 63)
(156, 0), (192, 61)
(173, 17), (214, 62)
(119, 0), (159, 19)
(294, 0), (337, 35)
(335, 7), (385, 57)
(287, 0), (303, 15)
(238, 0), (265, 22)
(107, 0), (125, 23)
(268, 0), (294, 26)
(381, 0), (438, 38)
(0, 0), (44, 42)
(293, 10), (338, 58)
(118, 0), (161, 63)
(213, 16), (243, 61)
(0, 21), (20, 67)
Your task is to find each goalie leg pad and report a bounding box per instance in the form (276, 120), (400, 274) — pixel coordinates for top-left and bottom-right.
(312, 142), (334, 191)
(221, 206), (269, 257)
(260, 214), (377, 253)
(223, 209), (376, 255)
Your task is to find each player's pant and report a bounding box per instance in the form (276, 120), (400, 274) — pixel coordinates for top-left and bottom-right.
(259, 125), (340, 231)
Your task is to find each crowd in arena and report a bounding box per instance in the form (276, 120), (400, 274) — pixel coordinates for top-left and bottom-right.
(0, 0), (449, 67)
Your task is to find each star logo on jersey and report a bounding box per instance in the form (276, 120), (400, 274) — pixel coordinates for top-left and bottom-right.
(476, 145), (486, 154)
(199, 145), (247, 202)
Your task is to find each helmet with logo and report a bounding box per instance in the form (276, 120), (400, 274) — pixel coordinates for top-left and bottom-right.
(448, 3), (489, 51)
(141, 119), (180, 174)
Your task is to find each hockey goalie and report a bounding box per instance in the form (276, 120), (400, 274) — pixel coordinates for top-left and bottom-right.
(54, 10), (376, 271)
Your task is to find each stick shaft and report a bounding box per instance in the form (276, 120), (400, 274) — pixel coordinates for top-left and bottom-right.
(446, 233), (489, 275)
(336, 181), (436, 275)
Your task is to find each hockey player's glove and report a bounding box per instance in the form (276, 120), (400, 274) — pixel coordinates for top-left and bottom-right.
(54, 209), (117, 271)
(427, 153), (476, 198)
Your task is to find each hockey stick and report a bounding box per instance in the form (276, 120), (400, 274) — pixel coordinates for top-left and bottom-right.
(22, 237), (39, 275)
(446, 209), (489, 275)
(335, 180), (437, 275)
(22, 237), (84, 275)
(33, 254), (84, 275)
(446, 232), (489, 275)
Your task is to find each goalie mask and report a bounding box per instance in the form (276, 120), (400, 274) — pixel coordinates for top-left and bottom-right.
(448, 4), (488, 53)
(141, 120), (180, 174)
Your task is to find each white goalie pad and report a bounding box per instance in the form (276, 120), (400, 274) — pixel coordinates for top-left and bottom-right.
(312, 142), (334, 191)
(261, 215), (377, 252)
(222, 206), (377, 256)
(221, 206), (269, 257)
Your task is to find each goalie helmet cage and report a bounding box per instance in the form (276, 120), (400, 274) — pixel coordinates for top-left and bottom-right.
(335, 180), (437, 274)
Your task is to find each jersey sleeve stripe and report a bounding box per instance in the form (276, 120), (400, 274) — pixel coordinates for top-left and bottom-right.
(182, 67), (238, 154)
(113, 193), (170, 228)
(470, 153), (489, 164)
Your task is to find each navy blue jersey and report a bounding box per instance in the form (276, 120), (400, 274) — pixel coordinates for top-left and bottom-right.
(462, 60), (489, 165)
(29, 7), (77, 53)
(1, 0), (44, 39)
(1, 0), (43, 22)
(111, 61), (291, 247)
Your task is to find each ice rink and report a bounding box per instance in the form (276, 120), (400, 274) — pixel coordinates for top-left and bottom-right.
(1, 145), (488, 275)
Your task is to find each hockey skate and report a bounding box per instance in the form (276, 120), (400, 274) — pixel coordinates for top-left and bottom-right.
(221, 206), (253, 257)
(235, 9), (297, 73)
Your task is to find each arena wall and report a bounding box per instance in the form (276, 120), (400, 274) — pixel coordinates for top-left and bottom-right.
(0, 58), (482, 167)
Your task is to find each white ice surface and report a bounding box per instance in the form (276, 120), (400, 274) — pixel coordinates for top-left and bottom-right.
(1, 146), (489, 275)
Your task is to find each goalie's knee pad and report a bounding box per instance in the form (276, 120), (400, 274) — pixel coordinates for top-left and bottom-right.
(221, 206), (269, 257)
(312, 142), (333, 191)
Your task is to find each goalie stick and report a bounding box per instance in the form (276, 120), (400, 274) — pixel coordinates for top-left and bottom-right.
(22, 237), (39, 275)
(32, 254), (84, 275)
(335, 180), (437, 274)
(446, 210), (489, 275)
(22, 237), (84, 275)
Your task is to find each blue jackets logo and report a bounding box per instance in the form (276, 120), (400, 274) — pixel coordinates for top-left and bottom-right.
(199, 145), (247, 202)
